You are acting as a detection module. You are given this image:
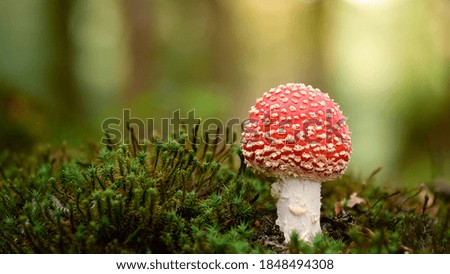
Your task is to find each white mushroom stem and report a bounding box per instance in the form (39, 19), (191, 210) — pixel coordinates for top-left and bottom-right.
(271, 178), (322, 243)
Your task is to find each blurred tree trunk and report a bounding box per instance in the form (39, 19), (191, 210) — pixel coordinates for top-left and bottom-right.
(292, 2), (326, 87)
(207, 0), (240, 90)
(122, 0), (157, 99)
(47, 0), (84, 121)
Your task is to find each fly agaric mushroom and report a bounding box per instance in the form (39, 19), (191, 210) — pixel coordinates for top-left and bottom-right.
(241, 83), (352, 243)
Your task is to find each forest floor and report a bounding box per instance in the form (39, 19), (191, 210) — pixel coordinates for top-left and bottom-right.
(0, 131), (449, 253)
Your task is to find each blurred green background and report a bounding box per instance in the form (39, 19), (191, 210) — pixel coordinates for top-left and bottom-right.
(0, 0), (449, 186)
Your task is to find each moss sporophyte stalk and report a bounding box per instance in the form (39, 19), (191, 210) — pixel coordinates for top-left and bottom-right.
(0, 104), (449, 253)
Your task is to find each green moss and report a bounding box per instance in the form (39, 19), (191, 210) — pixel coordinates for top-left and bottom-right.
(0, 129), (449, 253)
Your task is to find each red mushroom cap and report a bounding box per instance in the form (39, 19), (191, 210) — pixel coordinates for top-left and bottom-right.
(241, 83), (352, 182)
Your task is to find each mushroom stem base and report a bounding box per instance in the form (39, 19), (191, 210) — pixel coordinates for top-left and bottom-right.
(272, 178), (321, 243)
